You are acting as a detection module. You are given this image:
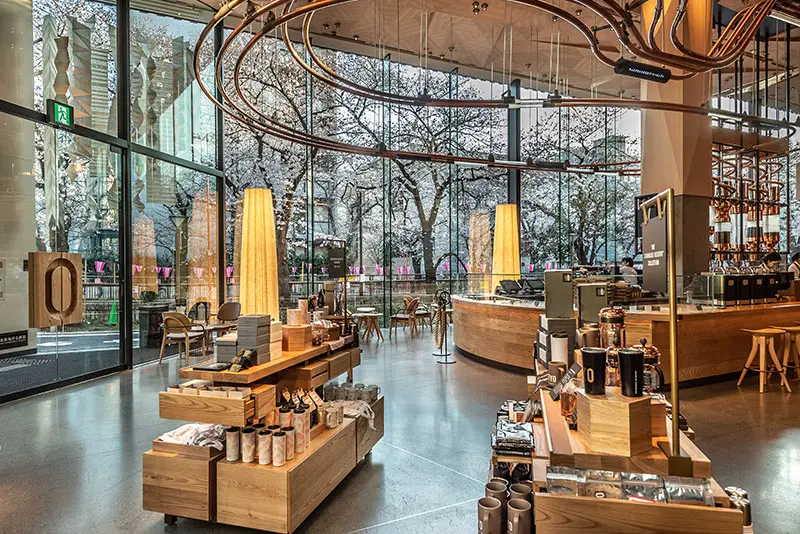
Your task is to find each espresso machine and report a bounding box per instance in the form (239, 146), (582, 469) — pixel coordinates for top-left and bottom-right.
(690, 271), (737, 307)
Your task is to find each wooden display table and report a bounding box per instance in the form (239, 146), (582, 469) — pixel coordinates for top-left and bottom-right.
(532, 391), (741, 533)
(143, 338), (382, 533)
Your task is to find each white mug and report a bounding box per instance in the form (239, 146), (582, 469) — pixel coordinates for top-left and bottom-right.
(326, 407), (338, 428)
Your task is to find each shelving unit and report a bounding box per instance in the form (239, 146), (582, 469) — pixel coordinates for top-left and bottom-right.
(142, 338), (383, 533)
(531, 390), (742, 533)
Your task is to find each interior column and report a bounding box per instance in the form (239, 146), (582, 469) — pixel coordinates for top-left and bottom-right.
(640, 0), (713, 284)
(0, 0), (36, 357)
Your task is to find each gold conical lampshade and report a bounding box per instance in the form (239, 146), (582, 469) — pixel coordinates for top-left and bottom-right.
(492, 203), (520, 291)
(240, 188), (279, 318)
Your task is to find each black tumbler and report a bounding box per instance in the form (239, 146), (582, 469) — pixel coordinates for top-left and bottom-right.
(618, 348), (645, 397)
(581, 347), (607, 395)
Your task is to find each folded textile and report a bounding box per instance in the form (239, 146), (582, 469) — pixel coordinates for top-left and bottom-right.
(333, 400), (375, 429)
(158, 423), (227, 450)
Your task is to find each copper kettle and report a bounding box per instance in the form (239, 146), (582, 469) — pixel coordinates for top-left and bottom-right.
(577, 323), (600, 348)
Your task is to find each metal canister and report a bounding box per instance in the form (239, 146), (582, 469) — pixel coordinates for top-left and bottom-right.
(725, 486), (749, 500)
(729, 496), (752, 527)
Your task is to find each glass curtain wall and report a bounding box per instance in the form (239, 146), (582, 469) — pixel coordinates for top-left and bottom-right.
(0, 112), (122, 398)
(222, 41), (644, 322)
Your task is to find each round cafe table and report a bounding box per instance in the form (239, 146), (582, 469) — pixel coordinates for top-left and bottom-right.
(355, 307), (376, 332)
(360, 313), (384, 342)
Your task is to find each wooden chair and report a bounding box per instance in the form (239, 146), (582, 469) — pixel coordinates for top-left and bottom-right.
(211, 301), (241, 336)
(737, 328), (791, 393)
(415, 301), (433, 330)
(159, 312), (207, 365)
(389, 298), (420, 338)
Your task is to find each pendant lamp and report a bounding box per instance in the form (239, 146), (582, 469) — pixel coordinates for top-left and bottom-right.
(240, 188), (279, 317)
(492, 204), (520, 292)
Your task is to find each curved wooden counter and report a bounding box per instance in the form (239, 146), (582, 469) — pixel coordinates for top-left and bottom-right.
(452, 296), (544, 372)
(453, 295), (800, 383)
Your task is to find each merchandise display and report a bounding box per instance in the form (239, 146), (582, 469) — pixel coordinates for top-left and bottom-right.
(143, 332), (383, 532)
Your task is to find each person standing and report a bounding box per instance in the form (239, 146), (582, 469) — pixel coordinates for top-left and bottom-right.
(619, 257), (638, 286)
(789, 252), (800, 280)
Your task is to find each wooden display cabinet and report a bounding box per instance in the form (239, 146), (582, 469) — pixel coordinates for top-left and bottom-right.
(142, 440), (224, 522)
(144, 339), (380, 533)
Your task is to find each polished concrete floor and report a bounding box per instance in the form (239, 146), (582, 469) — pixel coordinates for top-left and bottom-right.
(0, 329), (798, 533)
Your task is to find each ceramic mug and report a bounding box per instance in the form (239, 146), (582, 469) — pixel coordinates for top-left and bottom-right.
(489, 477), (509, 490)
(507, 498), (532, 534)
(325, 407), (338, 428)
(509, 483), (532, 502)
(477, 497), (502, 534)
(485, 481), (508, 505)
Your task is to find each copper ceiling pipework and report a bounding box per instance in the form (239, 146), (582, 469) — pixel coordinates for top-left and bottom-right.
(197, 0), (643, 173)
(561, 0), (775, 74)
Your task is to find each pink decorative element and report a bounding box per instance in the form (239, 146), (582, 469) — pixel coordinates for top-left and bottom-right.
(132, 264), (142, 273)
(94, 261), (105, 274)
(349, 265), (354, 274)
(444, 261), (450, 271)
(156, 266), (163, 275)
(211, 266), (217, 274)
(225, 266), (234, 279)
(292, 267), (297, 274)
(405, 266), (410, 275)
(481, 263), (487, 273)
(376, 266), (382, 276)
(397, 266), (402, 276)
(528, 264), (534, 273)
(193, 267), (204, 278)
(162, 266), (172, 278)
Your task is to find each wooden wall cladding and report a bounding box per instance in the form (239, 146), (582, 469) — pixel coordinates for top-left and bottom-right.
(452, 297), (545, 371)
(28, 252), (83, 328)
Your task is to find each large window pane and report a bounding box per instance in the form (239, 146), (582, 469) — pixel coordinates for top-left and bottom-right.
(1, 0), (117, 135)
(131, 156), (218, 365)
(0, 112), (121, 398)
(130, 10), (216, 166)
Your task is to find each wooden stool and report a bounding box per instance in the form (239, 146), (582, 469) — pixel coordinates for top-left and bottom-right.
(361, 313), (384, 342)
(738, 328), (792, 393)
(772, 324), (800, 380)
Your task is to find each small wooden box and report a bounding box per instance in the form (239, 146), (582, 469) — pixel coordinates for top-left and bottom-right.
(326, 325), (340, 341)
(350, 347), (361, 369)
(282, 325), (312, 352)
(251, 384), (277, 421)
(577, 387), (651, 457)
(651, 398), (667, 437)
(322, 351), (351, 379)
(159, 391), (255, 427)
(143, 444), (224, 521)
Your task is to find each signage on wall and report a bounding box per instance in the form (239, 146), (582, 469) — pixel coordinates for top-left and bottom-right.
(46, 99), (74, 130)
(0, 330), (28, 351)
(642, 214), (668, 294)
(328, 244), (346, 278)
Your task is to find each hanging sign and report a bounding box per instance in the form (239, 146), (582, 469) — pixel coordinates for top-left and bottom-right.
(328, 245), (346, 278)
(642, 210), (668, 294)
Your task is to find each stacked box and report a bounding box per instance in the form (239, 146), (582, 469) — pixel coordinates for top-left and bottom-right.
(238, 314), (273, 365)
(216, 334), (239, 363)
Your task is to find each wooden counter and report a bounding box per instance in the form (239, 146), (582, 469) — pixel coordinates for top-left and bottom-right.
(626, 301), (800, 383)
(452, 295), (544, 371)
(453, 294), (800, 383)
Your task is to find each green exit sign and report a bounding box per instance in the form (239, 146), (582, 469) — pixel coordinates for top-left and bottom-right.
(46, 99), (74, 129)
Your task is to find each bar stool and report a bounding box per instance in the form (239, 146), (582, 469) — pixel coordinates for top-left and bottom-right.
(771, 324), (800, 380)
(738, 328), (792, 393)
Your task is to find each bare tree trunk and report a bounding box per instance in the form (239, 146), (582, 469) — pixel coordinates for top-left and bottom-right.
(421, 226), (435, 282)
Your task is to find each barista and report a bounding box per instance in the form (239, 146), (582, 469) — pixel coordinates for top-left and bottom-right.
(756, 252), (782, 274)
(790, 252), (800, 280)
(619, 257), (638, 286)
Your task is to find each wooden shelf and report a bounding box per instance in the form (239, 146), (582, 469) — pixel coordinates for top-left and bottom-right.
(534, 493), (742, 534)
(540, 391), (711, 478)
(178, 344), (332, 384)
